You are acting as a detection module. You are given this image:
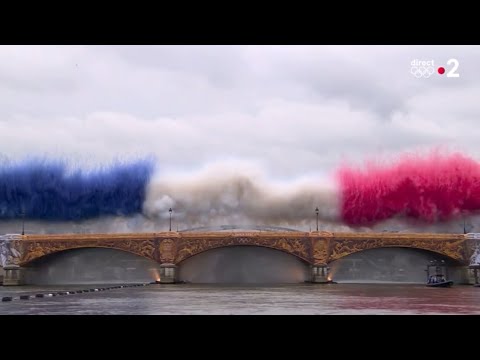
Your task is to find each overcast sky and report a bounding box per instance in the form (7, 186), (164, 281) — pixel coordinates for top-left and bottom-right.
(1, 45), (479, 179)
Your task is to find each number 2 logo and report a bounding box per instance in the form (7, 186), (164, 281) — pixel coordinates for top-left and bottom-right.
(446, 58), (460, 78)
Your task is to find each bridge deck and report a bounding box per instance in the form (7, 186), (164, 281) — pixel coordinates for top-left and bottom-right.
(18, 231), (467, 241)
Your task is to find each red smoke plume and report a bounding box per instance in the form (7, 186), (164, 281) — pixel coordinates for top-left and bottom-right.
(338, 151), (480, 226)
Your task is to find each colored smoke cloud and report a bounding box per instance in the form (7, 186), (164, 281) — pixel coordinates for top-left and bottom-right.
(0, 157), (154, 221)
(3, 149), (480, 233)
(338, 150), (480, 226)
(143, 162), (340, 229)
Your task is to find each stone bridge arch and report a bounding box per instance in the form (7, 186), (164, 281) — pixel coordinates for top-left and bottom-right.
(174, 232), (312, 264)
(20, 244), (157, 266)
(329, 245), (464, 264)
(17, 234), (162, 266)
(326, 234), (468, 265)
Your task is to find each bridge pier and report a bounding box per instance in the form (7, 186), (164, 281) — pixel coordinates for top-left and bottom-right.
(159, 263), (177, 284)
(311, 265), (330, 283)
(468, 264), (480, 285)
(2, 265), (25, 286)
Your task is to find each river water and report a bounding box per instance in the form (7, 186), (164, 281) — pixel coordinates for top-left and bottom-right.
(1, 283), (479, 315)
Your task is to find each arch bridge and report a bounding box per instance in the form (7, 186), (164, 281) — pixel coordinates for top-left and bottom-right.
(1, 231), (478, 284)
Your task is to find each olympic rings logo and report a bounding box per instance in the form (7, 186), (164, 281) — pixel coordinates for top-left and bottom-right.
(410, 66), (435, 78)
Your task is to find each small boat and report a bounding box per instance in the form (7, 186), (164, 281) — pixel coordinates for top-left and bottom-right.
(304, 280), (338, 284)
(426, 274), (453, 288)
(427, 280), (453, 288)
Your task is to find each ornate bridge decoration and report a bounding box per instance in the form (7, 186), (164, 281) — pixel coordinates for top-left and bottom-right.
(327, 233), (468, 263)
(0, 231), (471, 268)
(174, 232), (312, 264)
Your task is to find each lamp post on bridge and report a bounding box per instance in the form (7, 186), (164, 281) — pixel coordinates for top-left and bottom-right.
(19, 208), (25, 236)
(169, 208), (173, 232)
(460, 212), (473, 234)
(315, 207), (319, 232)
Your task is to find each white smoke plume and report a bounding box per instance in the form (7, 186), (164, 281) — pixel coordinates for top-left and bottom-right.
(142, 161), (341, 230)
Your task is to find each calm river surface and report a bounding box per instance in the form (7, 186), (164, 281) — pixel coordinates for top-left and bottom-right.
(1, 283), (479, 315)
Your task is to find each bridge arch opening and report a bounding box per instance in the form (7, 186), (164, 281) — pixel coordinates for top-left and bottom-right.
(329, 247), (466, 284)
(23, 248), (161, 285)
(177, 246), (310, 284)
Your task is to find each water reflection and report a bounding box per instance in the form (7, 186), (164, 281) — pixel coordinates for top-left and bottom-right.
(1, 284), (479, 315)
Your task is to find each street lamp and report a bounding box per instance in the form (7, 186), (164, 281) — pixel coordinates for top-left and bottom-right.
(18, 207), (26, 236)
(169, 208), (173, 232)
(315, 207), (319, 232)
(461, 211), (473, 234)
(21, 210), (25, 236)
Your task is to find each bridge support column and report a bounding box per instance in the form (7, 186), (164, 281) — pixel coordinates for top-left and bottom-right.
(2, 265), (25, 286)
(159, 263), (177, 284)
(311, 265), (329, 283)
(468, 265), (480, 285)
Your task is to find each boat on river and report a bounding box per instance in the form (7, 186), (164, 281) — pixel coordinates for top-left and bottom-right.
(426, 274), (453, 288)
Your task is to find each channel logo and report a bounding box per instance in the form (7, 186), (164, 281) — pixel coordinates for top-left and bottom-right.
(410, 59), (460, 78)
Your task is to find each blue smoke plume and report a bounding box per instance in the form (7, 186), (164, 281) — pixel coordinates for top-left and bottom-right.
(0, 157), (155, 220)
